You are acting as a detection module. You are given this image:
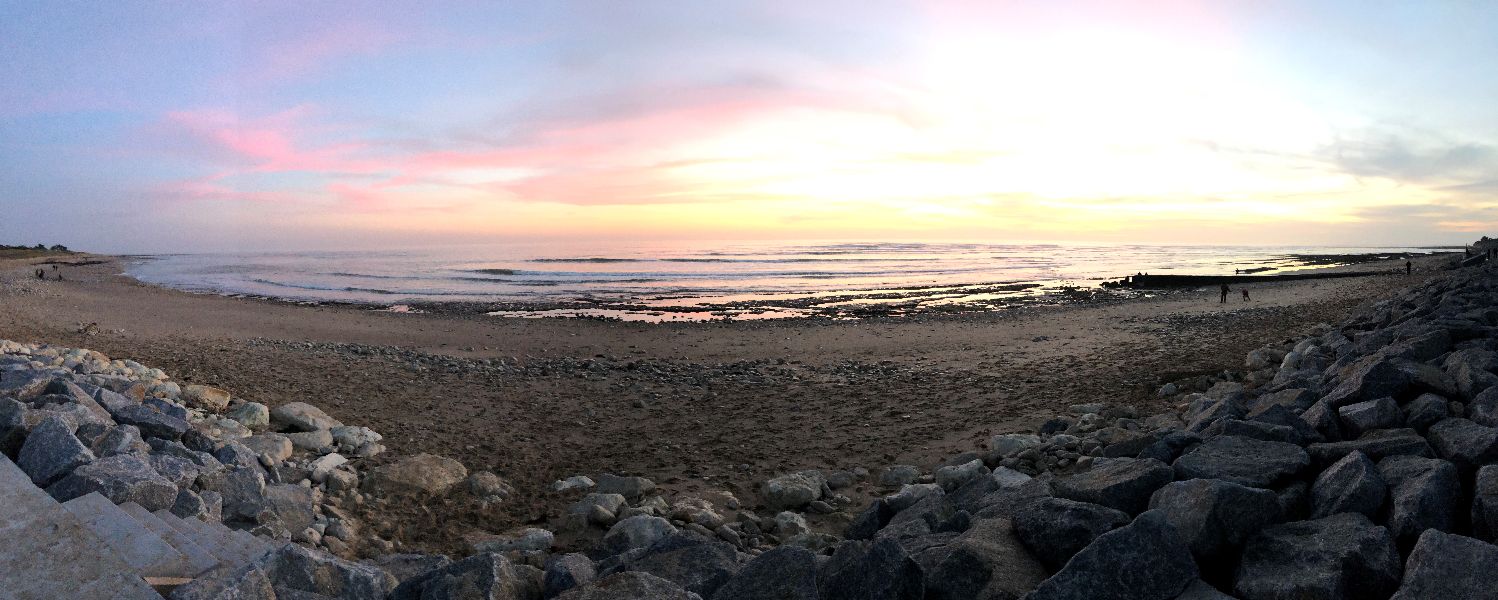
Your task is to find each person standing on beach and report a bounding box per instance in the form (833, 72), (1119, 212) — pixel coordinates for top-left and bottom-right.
(1220, 284), (1229, 303)
(1242, 288), (1250, 302)
(1406, 261), (1412, 275)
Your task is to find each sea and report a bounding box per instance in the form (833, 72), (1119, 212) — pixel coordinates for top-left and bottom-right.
(123, 241), (1446, 321)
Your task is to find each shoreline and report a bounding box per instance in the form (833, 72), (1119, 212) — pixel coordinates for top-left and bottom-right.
(0, 251), (1464, 554)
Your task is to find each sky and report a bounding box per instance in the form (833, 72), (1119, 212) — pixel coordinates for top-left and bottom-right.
(3, 1), (1497, 253)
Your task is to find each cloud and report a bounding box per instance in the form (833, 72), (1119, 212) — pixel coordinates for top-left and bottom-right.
(1324, 127), (1498, 184)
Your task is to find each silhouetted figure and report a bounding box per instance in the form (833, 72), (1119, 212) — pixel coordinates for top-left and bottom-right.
(1406, 261), (1412, 275)
(34, 268), (44, 280)
(1242, 289), (1250, 302)
(1220, 284), (1229, 303)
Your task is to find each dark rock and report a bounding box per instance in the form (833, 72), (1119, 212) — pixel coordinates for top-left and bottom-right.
(1299, 399), (1345, 442)
(614, 534), (739, 597)
(1376, 455), (1460, 547)
(1175, 579), (1235, 600)
(1470, 386), (1498, 427)
(923, 517), (1044, 600)
(1013, 497), (1129, 571)
(0, 398), (27, 457)
(1051, 458), (1173, 514)
(1185, 399), (1244, 434)
(1172, 436), (1309, 489)
(168, 541), (392, 600)
(969, 478), (1054, 520)
(213, 441), (264, 472)
(18, 414), (94, 486)
(710, 546), (818, 600)
(599, 516), (678, 556)
(1248, 388), (1318, 416)
(1337, 397), (1402, 437)
(390, 552), (537, 600)
(1275, 481), (1310, 521)
(543, 554), (596, 599)
(1309, 451), (1385, 519)
(1148, 479), (1281, 570)
(369, 554), (453, 586)
(1322, 358), (1407, 408)
(1444, 348), (1498, 399)
(1244, 404), (1322, 444)
(1474, 465), (1498, 542)
(1426, 417), (1498, 468)
(90, 424), (146, 457)
(1027, 510), (1197, 600)
(1233, 512), (1401, 600)
(1038, 418), (1069, 435)
(556, 572), (697, 600)
(1203, 419), (1302, 445)
(845, 499), (893, 540)
(257, 484), (317, 536)
(1306, 429), (1433, 466)
(1136, 431), (1201, 464)
(1389, 530), (1498, 599)
(46, 453), (177, 511)
(206, 465), (268, 522)
(819, 539), (923, 600)
(593, 474), (657, 503)
(1403, 393), (1451, 433)
(110, 403), (189, 441)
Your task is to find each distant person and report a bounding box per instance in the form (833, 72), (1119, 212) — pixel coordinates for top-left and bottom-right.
(1242, 288), (1250, 302)
(1220, 283), (1229, 303)
(1406, 261), (1412, 275)
(34, 268), (44, 280)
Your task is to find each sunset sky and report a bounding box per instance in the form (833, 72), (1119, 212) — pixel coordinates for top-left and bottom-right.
(4, 1), (1497, 252)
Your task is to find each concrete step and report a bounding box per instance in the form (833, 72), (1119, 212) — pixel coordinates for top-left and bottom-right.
(120, 502), (222, 575)
(61, 492), (195, 578)
(161, 511), (240, 565)
(0, 456), (162, 599)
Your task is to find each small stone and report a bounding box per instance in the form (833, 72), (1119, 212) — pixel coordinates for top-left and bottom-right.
(761, 471), (825, 511)
(475, 527), (555, 553)
(553, 475), (596, 492)
(269, 401), (341, 432)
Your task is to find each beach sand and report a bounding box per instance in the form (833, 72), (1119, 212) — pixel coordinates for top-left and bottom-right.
(0, 252), (1457, 552)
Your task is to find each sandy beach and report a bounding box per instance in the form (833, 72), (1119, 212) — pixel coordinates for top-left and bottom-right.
(0, 252), (1459, 551)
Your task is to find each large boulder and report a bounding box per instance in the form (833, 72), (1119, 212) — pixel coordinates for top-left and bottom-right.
(710, 546), (818, 600)
(1026, 510), (1197, 600)
(556, 572), (698, 600)
(171, 543), (393, 600)
(1051, 458), (1173, 514)
(818, 539), (923, 600)
(110, 403), (190, 441)
(1171, 436), (1309, 489)
(1147, 479), (1281, 571)
(1426, 417), (1498, 468)
(225, 402), (271, 430)
(600, 516), (679, 556)
(935, 459), (989, 491)
(364, 453), (467, 496)
(1470, 386), (1498, 427)
(1390, 530), (1498, 599)
(1403, 393), (1451, 433)
(610, 535), (739, 598)
(923, 517), (1045, 600)
(270, 401), (342, 432)
(46, 453), (177, 511)
(1376, 455), (1460, 547)
(1309, 451), (1386, 519)
(18, 414), (94, 486)
(1337, 397), (1401, 437)
(256, 484), (318, 536)
(1233, 513), (1401, 600)
(761, 471), (825, 511)
(1306, 429), (1433, 466)
(1474, 465), (1498, 542)
(206, 465), (268, 522)
(390, 553), (538, 600)
(594, 474), (657, 502)
(1322, 358), (1407, 408)
(543, 554), (597, 599)
(1012, 497), (1129, 571)
(181, 384), (231, 413)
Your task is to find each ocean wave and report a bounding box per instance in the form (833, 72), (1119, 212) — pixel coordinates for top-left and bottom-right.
(528, 257), (639, 263)
(469, 268), (520, 275)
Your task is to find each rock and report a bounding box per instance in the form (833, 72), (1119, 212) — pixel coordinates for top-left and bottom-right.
(1403, 393), (1451, 434)
(1173, 435), (1308, 489)
(556, 572), (698, 600)
(1249, 388), (1318, 416)
(544, 553), (596, 598)
(1471, 386), (1498, 427)
(270, 401), (342, 432)
(825, 470), (858, 490)
(1306, 428), (1433, 466)
(257, 484), (318, 535)
(1322, 358), (1407, 408)
(1310, 451), (1386, 519)
(1426, 417), (1498, 468)
(1474, 465), (1498, 542)
(601, 516), (678, 556)
(329, 425), (381, 449)
(553, 475), (597, 493)
(1013, 497), (1129, 571)
(1377, 455), (1460, 547)
(761, 471), (825, 510)
(773, 511), (810, 536)
(148, 453), (201, 487)
(172, 543), (393, 600)
(1147, 479), (1281, 571)
(209, 465), (268, 521)
(1175, 579), (1234, 600)
(878, 465), (920, 487)
(476, 528), (555, 553)
(570, 493), (627, 521)
(1234, 512), (1401, 600)
(989, 466), (1032, 489)
(310, 453), (349, 483)
(595, 474), (656, 502)
(364, 453), (468, 496)
(610, 534), (739, 597)
(1052, 458), (1173, 514)
(467, 471), (514, 501)
(1337, 397), (1402, 437)
(286, 429), (335, 454)
(885, 483), (943, 512)
(0, 397), (28, 456)
(370, 554), (453, 585)
(46, 453), (177, 511)
(989, 434), (1041, 458)
(846, 499), (894, 540)
(242, 433), (294, 463)
(225, 401), (270, 430)
(390, 552), (538, 600)
(171, 488), (213, 521)
(89, 424), (146, 457)
(1389, 530), (1498, 599)
(18, 414), (94, 486)
(110, 403), (190, 441)
(181, 384), (231, 412)
(923, 517), (1045, 600)
(213, 440), (264, 471)
(819, 538), (923, 600)
(1027, 510), (1197, 600)
(711, 545), (818, 600)
(934, 459), (988, 491)
(1137, 431), (1202, 464)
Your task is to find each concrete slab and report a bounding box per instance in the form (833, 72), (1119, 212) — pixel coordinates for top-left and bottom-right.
(62, 492), (193, 578)
(120, 502), (221, 575)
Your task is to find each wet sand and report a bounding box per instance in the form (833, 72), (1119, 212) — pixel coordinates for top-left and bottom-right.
(0, 252), (1458, 551)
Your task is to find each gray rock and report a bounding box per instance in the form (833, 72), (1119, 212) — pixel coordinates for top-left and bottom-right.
(1377, 455), (1460, 547)
(363, 453), (468, 496)
(171, 488), (211, 521)
(214, 440), (264, 471)
(761, 471), (825, 510)
(286, 429), (335, 454)
(1322, 358), (1408, 408)
(1174, 579), (1235, 600)
(710, 546), (816, 600)
(90, 424), (146, 457)
(1234, 512), (1400, 600)
(0, 397), (28, 456)
(110, 403), (189, 441)
(934, 459), (988, 491)
(885, 483), (943, 512)
(18, 414), (95, 486)
(1204, 418), (1303, 445)
(209, 465), (268, 521)
(845, 499), (894, 540)
(1173, 435), (1309, 489)
(1403, 393), (1451, 433)
(923, 517), (1044, 600)
(1389, 530), (1498, 599)
(270, 402), (342, 432)
(1474, 465), (1498, 542)
(390, 552), (538, 600)
(1027, 510), (1197, 600)
(1249, 388), (1318, 415)
(612, 534), (738, 598)
(569, 493), (628, 520)
(476, 528), (555, 553)
(1300, 399), (1346, 441)
(878, 465), (920, 487)
(181, 384), (231, 412)
(1051, 458), (1173, 514)
(147, 452), (200, 487)
(601, 516), (679, 556)
(819, 539), (923, 600)
(1470, 386), (1498, 427)
(543, 554), (596, 598)
(46, 453), (177, 510)
(242, 434), (294, 463)
(594, 473), (657, 502)
(1426, 417), (1498, 468)
(556, 572), (698, 600)
(1148, 479), (1282, 570)
(257, 484), (318, 535)
(1013, 497), (1129, 571)
(1137, 431), (1201, 464)
(1310, 451), (1386, 519)
(368, 554), (453, 586)
(989, 434), (1041, 457)
(225, 401), (270, 430)
(1306, 428), (1433, 466)
(173, 543), (393, 600)
(1337, 397), (1402, 437)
